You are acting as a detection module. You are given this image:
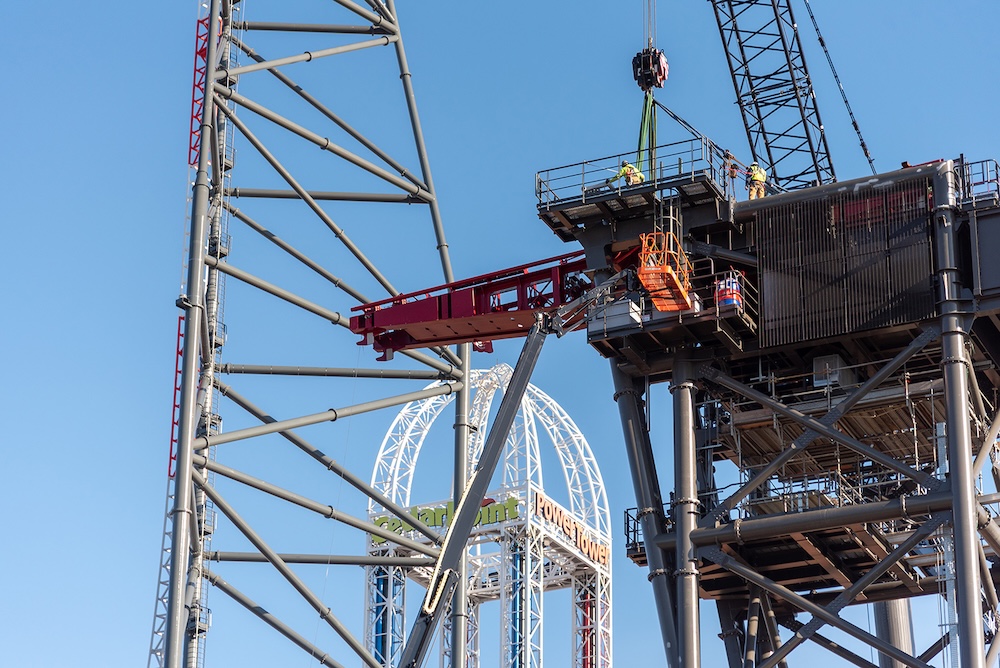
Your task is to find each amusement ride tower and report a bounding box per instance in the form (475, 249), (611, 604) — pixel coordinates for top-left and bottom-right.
(148, 0), (474, 666)
(365, 363), (612, 668)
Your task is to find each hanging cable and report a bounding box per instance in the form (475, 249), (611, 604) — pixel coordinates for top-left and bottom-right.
(643, 0), (655, 49)
(802, 0), (877, 175)
(633, 0), (666, 177)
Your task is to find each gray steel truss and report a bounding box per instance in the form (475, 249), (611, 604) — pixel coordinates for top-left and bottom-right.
(150, 1), (469, 666)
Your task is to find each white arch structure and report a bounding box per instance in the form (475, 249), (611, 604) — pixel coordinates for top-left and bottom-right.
(365, 364), (612, 668)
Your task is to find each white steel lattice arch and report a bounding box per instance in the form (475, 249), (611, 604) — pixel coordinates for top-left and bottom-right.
(366, 363), (613, 668)
(368, 364), (611, 537)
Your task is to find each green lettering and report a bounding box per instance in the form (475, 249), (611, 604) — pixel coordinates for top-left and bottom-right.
(505, 497), (519, 520)
(485, 503), (501, 524)
(371, 516), (390, 545)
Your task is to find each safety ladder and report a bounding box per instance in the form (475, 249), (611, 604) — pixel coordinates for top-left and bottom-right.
(637, 199), (692, 312)
(146, 316), (185, 668)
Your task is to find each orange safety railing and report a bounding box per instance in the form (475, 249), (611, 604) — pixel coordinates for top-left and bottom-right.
(637, 232), (693, 312)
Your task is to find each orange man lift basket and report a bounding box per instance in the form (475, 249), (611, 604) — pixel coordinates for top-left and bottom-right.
(637, 231), (693, 312)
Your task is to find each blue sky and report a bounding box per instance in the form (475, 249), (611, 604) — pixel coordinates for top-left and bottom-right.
(1, 1), (998, 667)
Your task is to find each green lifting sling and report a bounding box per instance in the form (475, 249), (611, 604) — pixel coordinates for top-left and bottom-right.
(635, 90), (656, 179)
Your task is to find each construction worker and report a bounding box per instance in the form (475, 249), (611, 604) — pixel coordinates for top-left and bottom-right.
(747, 161), (767, 200)
(607, 160), (645, 187)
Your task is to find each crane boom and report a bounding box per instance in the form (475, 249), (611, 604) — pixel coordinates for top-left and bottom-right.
(709, 0), (836, 190)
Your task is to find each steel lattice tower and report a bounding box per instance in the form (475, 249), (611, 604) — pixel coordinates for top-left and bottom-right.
(148, 0), (473, 666)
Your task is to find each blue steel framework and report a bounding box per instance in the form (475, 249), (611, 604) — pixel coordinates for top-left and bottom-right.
(371, 562), (407, 665)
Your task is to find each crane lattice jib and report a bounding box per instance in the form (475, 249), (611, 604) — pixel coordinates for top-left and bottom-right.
(710, 0), (836, 190)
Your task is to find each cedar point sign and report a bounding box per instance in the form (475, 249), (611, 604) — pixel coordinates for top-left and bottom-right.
(365, 364), (613, 668)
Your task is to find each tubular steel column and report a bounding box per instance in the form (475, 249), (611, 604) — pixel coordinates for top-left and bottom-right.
(610, 363), (679, 667)
(451, 343), (471, 668)
(164, 2), (221, 666)
(935, 159), (985, 668)
(714, 599), (744, 668)
(384, 0), (453, 285)
(672, 360), (701, 668)
(873, 600), (914, 668)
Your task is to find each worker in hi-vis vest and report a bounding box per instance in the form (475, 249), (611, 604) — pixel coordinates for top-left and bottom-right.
(747, 161), (767, 200)
(607, 160), (645, 187)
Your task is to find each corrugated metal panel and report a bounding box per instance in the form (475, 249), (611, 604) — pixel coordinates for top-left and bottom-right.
(758, 179), (936, 347)
(844, 250), (890, 332)
(760, 265), (802, 347)
(802, 259), (847, 341)
(890, 241), (935, 322)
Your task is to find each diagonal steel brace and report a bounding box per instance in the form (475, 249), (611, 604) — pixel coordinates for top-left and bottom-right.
(699, 366), (938, 490)
(703, 326), (941, 524)
(755, 513), (946, 668)
(397, 318), (549, 668)
(701, 543), (935, 668)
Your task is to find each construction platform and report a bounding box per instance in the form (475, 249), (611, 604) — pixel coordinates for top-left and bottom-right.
(536, 152), (1000, 386)
(537, 151), (1000, 615)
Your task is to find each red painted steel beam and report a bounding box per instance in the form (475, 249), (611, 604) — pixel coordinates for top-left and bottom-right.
(350, 252), (591, 357)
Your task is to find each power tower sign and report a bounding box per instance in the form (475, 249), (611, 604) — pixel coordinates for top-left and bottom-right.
(533, 492), (611, 567)
(365, 364), (612, 668)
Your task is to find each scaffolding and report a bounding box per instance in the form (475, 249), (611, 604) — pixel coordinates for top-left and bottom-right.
(594, 159), (1000, 668)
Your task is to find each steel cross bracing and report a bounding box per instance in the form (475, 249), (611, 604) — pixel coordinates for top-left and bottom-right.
(709, 0), (836, 190)
(152, 0), (477, 666)
(609, 162), (1000, 667)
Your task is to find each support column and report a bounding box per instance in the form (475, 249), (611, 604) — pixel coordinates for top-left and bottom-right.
(935, 159), (985, 668)
(384, 0), (454, 285)
(164, 2), (221, 666)
(451, 343), (471, 668)
(672, 361), (701, 668)
(873, 600), (915, 668)
(759, 595), (787, 668)
(714, 599), (744, 668)
(610, 362), (679, 666)
(744, 589), (762, 668)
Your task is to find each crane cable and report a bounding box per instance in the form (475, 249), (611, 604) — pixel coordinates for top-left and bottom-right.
(643, 0), (656, 49)
(635, 0), (663, 177)
(802, 0), (877, 175)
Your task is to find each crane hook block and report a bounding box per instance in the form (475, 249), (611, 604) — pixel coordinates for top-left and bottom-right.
(633, 48), (668, 91)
